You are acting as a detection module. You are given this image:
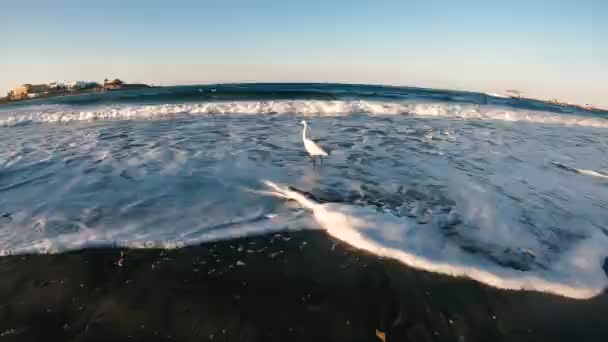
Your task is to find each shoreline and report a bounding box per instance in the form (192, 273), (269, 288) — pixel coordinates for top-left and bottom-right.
(1, 230), (606, 342)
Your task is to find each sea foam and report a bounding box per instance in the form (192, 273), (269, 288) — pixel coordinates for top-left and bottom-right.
(261, 180), (608, 300)
(1, 100), (607, 128)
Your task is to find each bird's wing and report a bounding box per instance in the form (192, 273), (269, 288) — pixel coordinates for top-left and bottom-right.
(305, 139), (329, 156)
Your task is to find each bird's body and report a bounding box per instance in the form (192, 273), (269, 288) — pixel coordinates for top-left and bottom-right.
(300, 120), (328, 164)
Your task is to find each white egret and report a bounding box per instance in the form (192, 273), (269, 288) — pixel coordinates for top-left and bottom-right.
(300, 120), (328, 164)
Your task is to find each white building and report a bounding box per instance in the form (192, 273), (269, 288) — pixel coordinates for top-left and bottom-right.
(45, 80), (99, 90)
(65, 81), (98, 90)
(48, 81), (67, 89)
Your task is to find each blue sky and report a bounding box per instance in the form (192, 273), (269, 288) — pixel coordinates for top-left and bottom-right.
(1, 0), (606, 105)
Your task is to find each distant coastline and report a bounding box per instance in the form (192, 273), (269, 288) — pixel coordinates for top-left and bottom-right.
(486, 89), (606, 113)
(0, 78), (153, 104)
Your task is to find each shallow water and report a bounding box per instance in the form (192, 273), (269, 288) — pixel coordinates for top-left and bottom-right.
(0, 84), (607, 299)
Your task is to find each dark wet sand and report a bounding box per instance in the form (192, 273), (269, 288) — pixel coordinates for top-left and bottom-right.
(0, 230), (606, 342)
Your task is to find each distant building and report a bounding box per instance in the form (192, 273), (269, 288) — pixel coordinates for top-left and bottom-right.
(48, 81), (67, 90)
(69, 81), (85, 89)
(104, 78), (125, 90)
(66, 80), (100, 90)
(9, 84), (50, 99)
(8, 85), (27, 99)
(5, 78), (146, 101)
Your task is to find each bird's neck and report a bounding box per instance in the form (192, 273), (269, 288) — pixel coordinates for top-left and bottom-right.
(302, 124), (308, 140)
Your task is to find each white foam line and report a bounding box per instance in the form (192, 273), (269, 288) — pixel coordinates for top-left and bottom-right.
(552, 161), (608, 180)
(1, 100), (607, 128)
(0, 213), (310, 256)
(577, 169), (608, 179)
(262, 180), (606, 300)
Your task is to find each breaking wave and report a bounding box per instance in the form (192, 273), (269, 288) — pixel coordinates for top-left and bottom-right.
(1, 100), (607, 128)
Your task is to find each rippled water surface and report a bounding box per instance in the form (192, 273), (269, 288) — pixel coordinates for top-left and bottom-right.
(1, 84), (607, 299)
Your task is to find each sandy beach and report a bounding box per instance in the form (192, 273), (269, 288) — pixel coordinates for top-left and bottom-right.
(1, 230), (606, 342)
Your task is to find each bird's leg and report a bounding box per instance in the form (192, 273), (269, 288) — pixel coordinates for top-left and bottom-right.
(320, 156), (324, 165)
(312, 156), (316, 167)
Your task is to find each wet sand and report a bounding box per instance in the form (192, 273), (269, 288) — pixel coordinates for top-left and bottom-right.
(0, 230), (606, 342)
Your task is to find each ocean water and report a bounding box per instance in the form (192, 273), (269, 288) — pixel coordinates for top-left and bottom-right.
(1, 83), (607, 299)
